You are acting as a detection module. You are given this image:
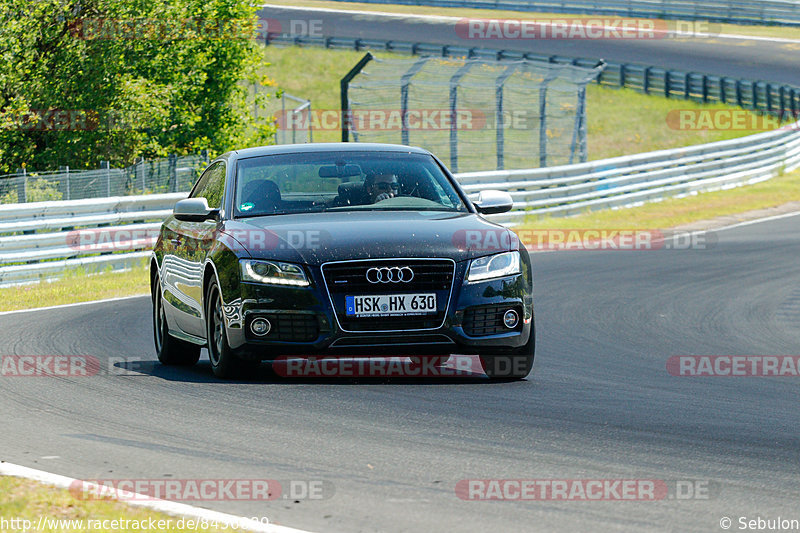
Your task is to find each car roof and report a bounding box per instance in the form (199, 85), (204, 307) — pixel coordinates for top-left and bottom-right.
(221, 143), (433, 162)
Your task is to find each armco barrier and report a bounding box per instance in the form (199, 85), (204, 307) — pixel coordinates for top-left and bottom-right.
(323, 0), (800, 26)
(0, 193), (187, 286)
(3, 122), (799, 285)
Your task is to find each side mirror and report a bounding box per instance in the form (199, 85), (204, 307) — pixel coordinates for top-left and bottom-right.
(473, 190), (514, 215)
(173, 198), (218, 222)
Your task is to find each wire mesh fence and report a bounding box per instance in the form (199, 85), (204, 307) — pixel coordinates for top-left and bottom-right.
(344, 56), (604, 172)
(0, 153), (209, 204)
(271, 93), (314, 144)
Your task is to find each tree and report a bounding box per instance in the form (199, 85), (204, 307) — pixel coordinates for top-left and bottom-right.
(0, 0), (274, 172)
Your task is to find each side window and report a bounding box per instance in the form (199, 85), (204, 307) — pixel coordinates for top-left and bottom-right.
(191, 161), (226, 209)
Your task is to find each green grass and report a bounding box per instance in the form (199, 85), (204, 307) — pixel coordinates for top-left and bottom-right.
(264, 0), (800, 40)
(263, 45), (780, 160)
(519, 168), (800, 231)
(0, 264), (149, 312)
(0, 477), (230, 533)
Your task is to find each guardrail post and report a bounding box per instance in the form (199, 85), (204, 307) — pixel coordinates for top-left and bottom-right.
(736, 80), (743, 107)
(684, 73), (692, 99)
(720, 77), (728, 104)
(643, 66), (650, 93)
(702, 75), (709, 102)
(752, 81), (759, 110)
(664, 70), (670, 98)
(619, 64), (626, 88)
(339, 52), (374, 142)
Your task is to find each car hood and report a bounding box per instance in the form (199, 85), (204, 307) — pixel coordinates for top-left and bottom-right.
(220, 210), (516, 265)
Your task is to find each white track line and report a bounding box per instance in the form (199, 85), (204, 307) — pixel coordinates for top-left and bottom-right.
(260, 3), (800, 44)
(712, 210), (800, 232)
(0, 294), (148, 317)
(0, 462), (315, 533)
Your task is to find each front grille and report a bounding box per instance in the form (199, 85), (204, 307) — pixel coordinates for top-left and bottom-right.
(247, 313), (319, 342)
(322, 259), (455, 332)
(463, 305), (521, 337)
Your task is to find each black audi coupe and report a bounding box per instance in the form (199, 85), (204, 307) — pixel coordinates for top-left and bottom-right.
(150, 143), (534, 379)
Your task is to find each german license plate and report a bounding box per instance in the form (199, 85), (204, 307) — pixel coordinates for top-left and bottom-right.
(345, 293), (437, 317)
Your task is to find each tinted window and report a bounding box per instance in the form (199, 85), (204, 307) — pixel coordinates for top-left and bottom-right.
(235, 152), (467, 217)
(191, 161), (226, 209)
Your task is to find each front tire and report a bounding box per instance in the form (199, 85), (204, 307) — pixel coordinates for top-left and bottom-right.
(480, 318), (535, 380)
(152, 274), (201, 366)
(206, 278), (259, 379)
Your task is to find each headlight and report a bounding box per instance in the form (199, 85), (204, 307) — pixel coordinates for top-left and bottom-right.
(240, 260), (310, 287)
(467, 252), (521, 282)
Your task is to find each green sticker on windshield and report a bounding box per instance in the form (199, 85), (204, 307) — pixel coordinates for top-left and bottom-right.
(240, 202), (254, 211)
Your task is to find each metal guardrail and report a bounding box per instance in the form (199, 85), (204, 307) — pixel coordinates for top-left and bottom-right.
(0, 193), (187, 286)
(325, 0), (800, 26)
(3, 122), (799, 285)
(266, 35), (800, 118)
(0, 153), (208, 204)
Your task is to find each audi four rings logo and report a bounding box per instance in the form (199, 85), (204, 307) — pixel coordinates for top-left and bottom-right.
(366, 266), (414, 283)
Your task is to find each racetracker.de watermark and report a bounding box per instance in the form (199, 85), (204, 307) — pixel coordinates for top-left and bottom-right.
(666, 109), (800, 132)
(453, 229), (716, 252)
(455, 479), (714, 500)
(68, 17), (329, 40)
(667, 356), (800, 377)
(454, 17), (719, 40)
(271, 355), (484, 378)
(0, 109), (141, 131)
(68, 479), (333, 501)
(0, 356), (161, 377)
(275, 109), (546, 132)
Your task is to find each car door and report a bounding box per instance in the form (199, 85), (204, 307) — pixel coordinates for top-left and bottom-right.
(162, 161), (227, 338)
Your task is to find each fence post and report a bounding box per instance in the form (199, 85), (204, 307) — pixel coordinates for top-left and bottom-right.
(494, 63), (519, 171)
(399, 56), (429, 146)
(101, 160), (110, 196)
(139, 156), (146, 193)
(448, 62), (476, 173)
(538, 70), (559, 168)
(16, 168), (26, 203)
(201, 149), (209, 165)
(59, 165), (70, 200)
(168, 154), (177, 192)
(339, 52), (374, 142)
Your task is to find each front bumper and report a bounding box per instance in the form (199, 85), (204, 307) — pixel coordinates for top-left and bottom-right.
(222, 261), (533, 359)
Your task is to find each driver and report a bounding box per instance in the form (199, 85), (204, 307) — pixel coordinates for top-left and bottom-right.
(364, 172), (400, 203)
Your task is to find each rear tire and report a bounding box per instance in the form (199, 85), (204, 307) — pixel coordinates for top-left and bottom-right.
(480, 317), (535, 380)
(206, 278), (259, 379)
(152, 273), (201, 366)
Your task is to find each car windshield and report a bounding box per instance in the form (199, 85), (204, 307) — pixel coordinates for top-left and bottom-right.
(234, 151), (468, 217)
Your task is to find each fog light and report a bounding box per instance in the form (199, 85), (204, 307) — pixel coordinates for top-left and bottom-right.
(250, 317), (271, 336)
(503, 309), (519, 329)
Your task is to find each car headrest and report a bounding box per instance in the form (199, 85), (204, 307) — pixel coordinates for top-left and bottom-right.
(241, 180), (282, 212)
(337, 181), (365, 205)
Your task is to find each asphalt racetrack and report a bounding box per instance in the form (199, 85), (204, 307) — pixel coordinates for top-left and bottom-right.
(1, 214), (799, 532)
(258, 4), (800, 86)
